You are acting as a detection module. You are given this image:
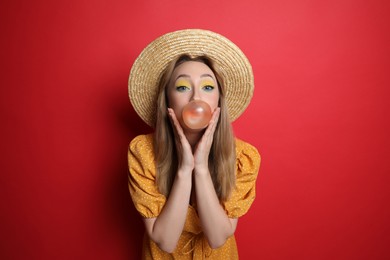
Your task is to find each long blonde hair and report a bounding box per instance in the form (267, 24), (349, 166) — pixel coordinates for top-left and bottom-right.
(153, 55), (236, 201)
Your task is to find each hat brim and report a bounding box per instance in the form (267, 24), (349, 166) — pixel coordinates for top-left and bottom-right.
(129, 29), (254, 127)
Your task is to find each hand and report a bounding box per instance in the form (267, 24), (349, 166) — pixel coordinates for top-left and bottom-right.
(193, 108), (221, 174)
(167, 108), (194, 172)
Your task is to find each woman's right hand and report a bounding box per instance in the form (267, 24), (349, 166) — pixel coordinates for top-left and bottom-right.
(167, 108), (194, 172)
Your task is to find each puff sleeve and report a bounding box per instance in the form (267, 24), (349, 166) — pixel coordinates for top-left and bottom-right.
(128, 134), (166, 218)
(223, 139), (261, 218)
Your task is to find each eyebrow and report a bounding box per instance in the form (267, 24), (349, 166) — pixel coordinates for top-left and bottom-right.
(175, 74), (215, 81)
(175, 74), (190, 81)
(201, 74), (214, 79)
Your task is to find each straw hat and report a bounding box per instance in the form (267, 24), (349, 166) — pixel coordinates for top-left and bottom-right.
(128, 29), (254, 127)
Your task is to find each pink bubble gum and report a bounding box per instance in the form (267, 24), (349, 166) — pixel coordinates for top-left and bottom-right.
(182, 100), (212, 130)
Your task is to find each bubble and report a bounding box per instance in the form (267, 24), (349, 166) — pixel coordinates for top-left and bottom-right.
(182, 100), (212, 130)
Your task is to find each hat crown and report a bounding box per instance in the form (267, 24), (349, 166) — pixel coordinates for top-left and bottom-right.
(129, 29), (254, 127)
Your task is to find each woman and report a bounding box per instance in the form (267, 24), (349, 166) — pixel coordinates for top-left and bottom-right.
(128, 29), (260, 259)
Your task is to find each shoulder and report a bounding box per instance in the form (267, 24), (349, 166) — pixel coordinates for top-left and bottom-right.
(235, 138), (261, 161)
(128, 134), (156, 179)
(128, 134), (155, 169)
(234, 138), (261, 178)
(129, 134), (154, 154)
(223, 138), (261, 217)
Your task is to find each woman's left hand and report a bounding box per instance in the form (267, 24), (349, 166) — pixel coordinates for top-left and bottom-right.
(193, 107), (221, 174)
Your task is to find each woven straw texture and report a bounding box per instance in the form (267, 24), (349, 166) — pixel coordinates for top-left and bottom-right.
(128, 29), (254, 127)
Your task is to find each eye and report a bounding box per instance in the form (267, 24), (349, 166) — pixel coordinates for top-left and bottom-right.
(203, 85), (215, 91)
(176, 85), (190, 92)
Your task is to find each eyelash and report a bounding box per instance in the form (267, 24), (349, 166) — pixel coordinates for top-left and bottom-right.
(176, 86), (190, 92)
(175, 85), (215, 92)
(203, 85), (215, 91)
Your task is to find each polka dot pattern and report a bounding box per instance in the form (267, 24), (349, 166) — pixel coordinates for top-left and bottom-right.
(128, 134), (261, 259)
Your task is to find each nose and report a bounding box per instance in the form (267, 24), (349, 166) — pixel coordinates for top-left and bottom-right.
(190, 86), (201, 101)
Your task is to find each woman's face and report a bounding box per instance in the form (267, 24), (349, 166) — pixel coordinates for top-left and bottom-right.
(167, 61), (220, 130)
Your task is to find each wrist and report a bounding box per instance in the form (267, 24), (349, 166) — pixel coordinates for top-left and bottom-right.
(194, 166), (209, 176)
(177, 167), (193, 179)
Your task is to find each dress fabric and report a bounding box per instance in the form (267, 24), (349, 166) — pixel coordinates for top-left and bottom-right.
(128, 134), (260, 259)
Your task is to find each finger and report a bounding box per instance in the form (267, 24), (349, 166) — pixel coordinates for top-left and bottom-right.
(203, 107), (220, 138)
(167, 108), (180, 140)
(167, 108), (185, 139)
(193, 108), (221, 166)
(168, 108), (192, 150)
(195, 108), (220, 156)
(210, 107), (220, 132)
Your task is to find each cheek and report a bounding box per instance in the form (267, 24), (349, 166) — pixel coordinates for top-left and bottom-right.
(167, 95), (186, 118)
(207, 92), (220, 110)
(168, 94), (185, 109)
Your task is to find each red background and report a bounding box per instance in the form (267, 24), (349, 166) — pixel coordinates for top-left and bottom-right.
(1, 0), (389, 259)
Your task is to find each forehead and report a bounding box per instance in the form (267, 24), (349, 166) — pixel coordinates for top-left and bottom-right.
(172, 61), (215, 79)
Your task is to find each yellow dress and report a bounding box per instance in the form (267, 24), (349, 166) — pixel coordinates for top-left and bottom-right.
(128, 134), (261, 259)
